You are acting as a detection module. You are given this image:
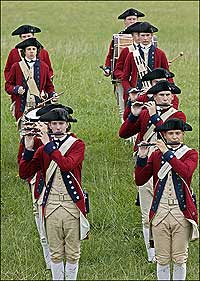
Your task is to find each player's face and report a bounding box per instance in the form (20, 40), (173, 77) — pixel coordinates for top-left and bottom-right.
(154, 91), (174, 105)
(163, 130), (184, 144)
(139, 33), (153, 45)
(124, 16), (138, 27)
(25, 46), (37, 59)
(49, 121), (69, 137)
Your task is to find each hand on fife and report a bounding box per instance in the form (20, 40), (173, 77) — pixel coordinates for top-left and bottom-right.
(144, 101), (156, 116)
(24, 134), (34, 150)
(138, 141), (150, 158)
(156, 139), (168, 154)
(131, 102), (143, 116)
(18, 86), (25, 95)
(35, 122), (50, 145)
(51, 93), (59, 104)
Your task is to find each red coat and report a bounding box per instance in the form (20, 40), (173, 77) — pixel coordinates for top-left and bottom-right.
(19, 135), (87, 216)
(121, 48), (173, 102)
(134, 148), (198, 224)
(5, 59), (55, 121)
(113, 47), (130, 80)
(4, 48), (54, 80)
(119, 108), (186, 151)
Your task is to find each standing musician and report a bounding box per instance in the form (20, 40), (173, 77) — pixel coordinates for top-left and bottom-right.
(135, 118), (198, 280)
(17, 104), (74, 270)
(119, 80), (185, 263)
(123, 68), (178, 121)
(122, 22), (173, 105)
(4, 24), (54, 82)
(113, 21), (142, 124)
(5, 37), (57, 133)
(19, 106), (90, 280)
(103, 8), (145, 78)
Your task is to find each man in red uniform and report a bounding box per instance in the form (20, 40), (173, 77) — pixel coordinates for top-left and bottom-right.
(5, 37), (56, 126)
(19, 107), (90, 280)
(113, 22), (142, 123)
(103, 8), (145, 77)
(122, 22), (171, 105)
(4, 24), (54, 81)
(135, 118), (198, 280)
(119, 80), (185, 262)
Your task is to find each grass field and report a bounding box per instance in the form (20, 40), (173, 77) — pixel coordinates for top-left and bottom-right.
(1, 1), (199, 280)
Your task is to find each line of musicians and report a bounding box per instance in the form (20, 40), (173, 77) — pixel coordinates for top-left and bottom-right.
(4, 25), (90, 280)
(103, 8), (198, 281)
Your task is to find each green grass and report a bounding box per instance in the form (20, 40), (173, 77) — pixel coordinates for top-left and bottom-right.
(1, 1), (199, 280)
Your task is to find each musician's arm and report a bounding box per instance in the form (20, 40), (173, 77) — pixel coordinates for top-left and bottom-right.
(134, 151), (154, 186)
(119, 112), (141, 138)
(114, 48), (128, 79)
(121, 53), (133, 94)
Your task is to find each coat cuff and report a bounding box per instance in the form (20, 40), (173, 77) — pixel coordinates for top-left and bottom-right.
(44, 141), (57, 154)
(13, 86), (20, 95)
(150, 113), (161, 124)
(22, 149), (35, 160)
(163, 150), (175, 161)
(128, 113), (139, 122)
(136, 156), (148, 167)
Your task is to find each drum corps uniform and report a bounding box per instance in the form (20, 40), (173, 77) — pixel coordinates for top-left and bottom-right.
(4, 25), (54, 81)
(119, 81), (185, 262)
(135, 118), (198, 280)
(5, 38), (55, 123)
(19, 107), (90, 280)
(122, 22), (173, 104)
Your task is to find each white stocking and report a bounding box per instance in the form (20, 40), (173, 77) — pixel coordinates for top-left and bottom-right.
(173, 263), (186, 280)
(143, 226), (155, 262)
(51, 261), (64, 280)
(157, 263), (170, 280)
(65, 261), (79, 280)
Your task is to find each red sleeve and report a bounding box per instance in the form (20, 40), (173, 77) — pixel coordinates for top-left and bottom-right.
(114, 48), (129, 79)
(39, 49), (54, 77)
(119, 115), (141, 138)
(5, 63), (18, 95)
(134, 153), (155, 186)
(4, 49), (19, 81)
(121, 53), (133, 94)
(172, 94), (179, 109)
(105, 41), (113, 68)
(123, 105), (131, 120)
(42, 63), (55, 94)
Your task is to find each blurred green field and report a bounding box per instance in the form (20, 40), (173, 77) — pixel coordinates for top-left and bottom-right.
(1, 1), (199, 280)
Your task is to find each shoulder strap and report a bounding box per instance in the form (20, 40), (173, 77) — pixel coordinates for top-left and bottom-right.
(19, 60), (40, 98)
(143, 108), (177, 142)
(157, 145), (191, 179)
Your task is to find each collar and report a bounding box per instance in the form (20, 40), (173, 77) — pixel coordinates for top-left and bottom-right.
(25, 57), (37, 63)
(140, 43), (152, 50)
(168, 144), (183, 151)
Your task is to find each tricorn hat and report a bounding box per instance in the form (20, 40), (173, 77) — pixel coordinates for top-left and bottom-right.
(154, 118), (192, 132)
(146, 80), (181, 95)
(15, 37), (43, 49)
(137, 21), (158, 33)
(118, 8), (145, 19)
(12, 25), (41, 36)
(36, 104), (73, 116)
(122, 22), (142, 34)
(142, 68), (175, 81)
(39, 108), (77, 123)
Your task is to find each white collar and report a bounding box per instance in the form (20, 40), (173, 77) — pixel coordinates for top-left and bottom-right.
(140, 43), (152, 50)
(25, 57), (36, 63)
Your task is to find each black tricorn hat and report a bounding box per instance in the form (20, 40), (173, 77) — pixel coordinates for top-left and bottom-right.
(15, 37), (43, 49)
(12, 25), (41, 36)
(39, 108), (77, 123)
(142, 68), (175, 81)
(137, 21), (158, 33)
(154, 118), (192, 132)
(122, 22), (142, 34)
(118, 8), (145, 19)
(146, 80), (181, 95)
(36, 104), (73, 116)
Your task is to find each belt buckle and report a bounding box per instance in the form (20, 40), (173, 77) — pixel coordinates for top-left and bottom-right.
(168, 198), (174, 205)
(59, 193), (65, 201)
